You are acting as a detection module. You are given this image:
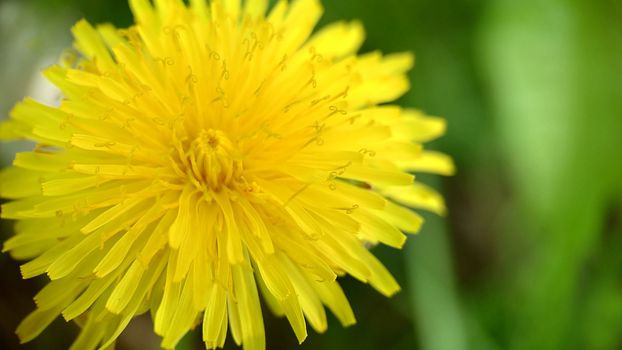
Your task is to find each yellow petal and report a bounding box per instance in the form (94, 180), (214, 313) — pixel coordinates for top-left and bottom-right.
(0, 167), (43, 199)
(71, 19), (115, 72)
(398, 151), (455, 176)
(46, 231), (103, 280)
(392, 111), (446, 142)
(352, 209), (407, 249)
(243, 0), (268, 19)
(305, 20), (365, 59)
(304, 274), (355, 327)
(231, 261), (265, 350)
(161, 272), (200, 348)
(154, 253), (181, 335)
(279, 254), (328, 333)
(374, 200), (424, 234)
(203, 284), (228, 345)
(382, 183), (447, 215)
(106, 261), (145, 314)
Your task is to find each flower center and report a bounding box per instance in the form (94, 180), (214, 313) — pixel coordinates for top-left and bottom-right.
(185, 129), (244, 191)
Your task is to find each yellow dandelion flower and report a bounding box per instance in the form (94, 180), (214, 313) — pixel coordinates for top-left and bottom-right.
(0, 0), (454, 349)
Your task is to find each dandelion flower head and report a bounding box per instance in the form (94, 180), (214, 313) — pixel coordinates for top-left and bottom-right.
(0, 0), (454, 349)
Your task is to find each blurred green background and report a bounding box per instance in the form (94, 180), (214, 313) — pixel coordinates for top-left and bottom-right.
(1, 0), (622, 349)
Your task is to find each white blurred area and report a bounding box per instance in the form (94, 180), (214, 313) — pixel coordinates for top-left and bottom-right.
(0, 0), (74, 167)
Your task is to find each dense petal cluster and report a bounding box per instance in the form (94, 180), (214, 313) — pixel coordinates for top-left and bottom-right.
(0, 0), (453, 349)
